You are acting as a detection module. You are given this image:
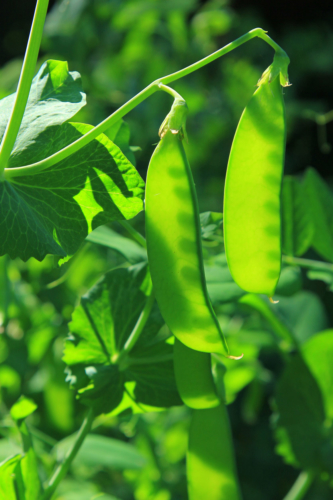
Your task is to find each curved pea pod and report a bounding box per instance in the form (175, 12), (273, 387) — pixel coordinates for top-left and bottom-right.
(187, 404), (242, 500)
(174, 338), (220, 409)
(145, 129), (228, 355)
(223, 75), (287, 296)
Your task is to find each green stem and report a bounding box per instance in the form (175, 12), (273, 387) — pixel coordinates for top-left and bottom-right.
(116, 291), (155, 364)
(282, 255), (333, 272)
(283, 471), (314, 500)
(119, 220), (147, 249)
(41, 408), (94, 500)
(5, 27), (286, 180)
(0, 0), (49, 177)
(158, 83), (184, 101)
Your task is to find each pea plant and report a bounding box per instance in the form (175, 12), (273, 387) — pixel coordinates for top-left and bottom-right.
(1, 0), (333, 499)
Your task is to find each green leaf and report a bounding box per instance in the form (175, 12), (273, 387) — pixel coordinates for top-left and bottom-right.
(302, 330), (333, 420)
(304, 168), (333, 262)
(86, 225), (147, 264)
(0, 60), (86, 163)
(105, 119), (138, 166)
(274, 354), (328, 472)
(10, 397), (37, 421)
(55, 434), (146, 470)
(64, 263), (181, 415)
(274, 291), (329, 344)
(205, 254), (245, 304)
(275, 266), (302, 296)
(281, 175), (313, 257)
(1, 122), (144, 261)
(0, 454), (22, 500)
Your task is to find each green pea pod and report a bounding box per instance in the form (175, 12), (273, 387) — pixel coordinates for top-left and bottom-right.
(224, 74), (287, 297)
(187, 404), (242, 500)
(145, 122), (228, 355)
(174, 338), (220, 409)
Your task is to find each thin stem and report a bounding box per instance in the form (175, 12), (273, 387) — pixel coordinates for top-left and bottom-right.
(0, 0), (49, 177)
(283, 471), (314, 500)
(5, 27), (285, 180)
(41, 408), (94, 500)
(158, 83), (184, 101)
(117, 291), (155, 364)
(282, 255), (333, 272)
(119, 220), (147, 249)
(160, 28), (285, 86)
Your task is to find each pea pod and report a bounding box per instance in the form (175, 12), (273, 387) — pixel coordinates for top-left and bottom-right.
(187, 404), (242, 500)
(174, 338), (220, 409)
(145, 98), (228, 355)
(224, 66), (288, 297)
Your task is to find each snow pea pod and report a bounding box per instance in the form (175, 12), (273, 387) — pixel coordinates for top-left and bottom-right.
(187, 404), (242, 500)
(174, 338), (220, 409)
(224, 71), (287, 296)
(145, 98), (228, 355)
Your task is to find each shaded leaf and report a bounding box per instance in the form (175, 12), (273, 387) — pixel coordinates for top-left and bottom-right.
(274, 291), (329, 344)
(1, 122), (144, 261)
(281, 175), (313, 256)
(274, 354), (329, 472)
(0, 60), (86, 162)
(55, 434), (146, 470)
(105, 119), (137, 166)
(304, 168), (333, 262)
(302, 330), (333, 420)
(64, 263), (181, 415)
(86, 225), (147, 264)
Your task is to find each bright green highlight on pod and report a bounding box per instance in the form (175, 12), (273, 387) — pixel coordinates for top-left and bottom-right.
(187, 404), (242, 500)
(174, 338), (220, 409)
(145, 121), (228, 355)
(224, 74), (287, 297)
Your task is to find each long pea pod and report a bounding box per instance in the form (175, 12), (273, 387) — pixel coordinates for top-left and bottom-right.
(187, 404), (242, 500)
(173, 338), (220, 409)
(224, 54), (290, 297)
(145, 95), (228, 355)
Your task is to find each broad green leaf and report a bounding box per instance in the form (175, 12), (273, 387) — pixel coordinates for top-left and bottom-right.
(0, 60), (86, 162)
(205, 255), (245, 304)
(55, 479), (121, 500)
(281, 175), (313, 256)
(105, 119), (138, 166)
(86, 225), (147, 264)
(55, 434), (146, 470)
(304, 168), (333, 262)
(10, 397), (37, 421)
(275, 266), (302, 296)
(274, 291), (329, 344)
(64, 263), (181, 415)
(206, 255), (301, 305)
(302, 330), (333, 420)
(0, 454), (22, 500)
(274, 354), (332, 474)
(1, 122), (144, 261)
(239, 294), (294, 349)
